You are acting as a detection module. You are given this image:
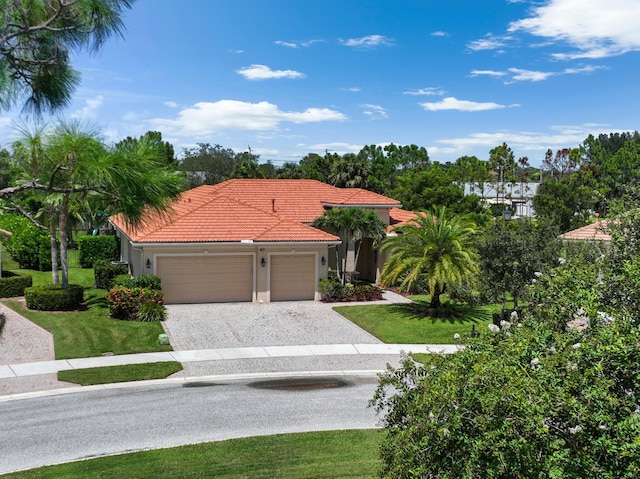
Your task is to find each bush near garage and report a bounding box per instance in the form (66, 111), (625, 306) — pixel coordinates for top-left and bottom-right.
(94, 259), (129, 290)
(24, 284), (84, 311)
(113, 274), (162, 290)
(0, 271), (33, 297)
(320, 279), (383, 302)
(78, 235), (120, 268)
(105, 286), (165, 321)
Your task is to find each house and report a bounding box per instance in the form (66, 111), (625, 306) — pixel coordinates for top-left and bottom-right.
(559, 218), (611, 242)
(109, 179), (411, 304)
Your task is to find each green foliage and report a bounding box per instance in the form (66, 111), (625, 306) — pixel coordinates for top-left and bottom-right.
(0, 213), (50, 270)
(94, 259), (129, 290)
(105, 286), (165, 321)
(78, 235), (119, 268)
(477, 218), (561, 306)
(380, 207), (478, 308)
(319, 277), (342, 300)
(136, 300), (167, 322)
(0, 0), (134, 115)
(373, 318), (640, 478)
(320, 282), (383, 302)
(0, 270), (33, 297)
(113, 274), (162, 290)
(24, 284), (84, 311)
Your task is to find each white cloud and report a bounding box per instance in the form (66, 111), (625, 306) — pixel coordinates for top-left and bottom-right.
(470, 70), (507, 78)
(236, 64), (305, 80)
(467, 35), (513, 51)
(361, 104), (388, 119)
(508, 0), (640, 59)
(420, 97), (510, 112)
(508, 68), (554, 82)
(275, 40), (298, 48)
(340, 34), (394, 48)
(403, 87), (445, 96)
(70, 94), (104, 119)
(300, 142), (362, 155)
(431, 31), (448, 37)
(429, 124), (611, 162)
(164, 101), (179, 108)
(147, 100), (346, 137)
(341, 87), (361, 92)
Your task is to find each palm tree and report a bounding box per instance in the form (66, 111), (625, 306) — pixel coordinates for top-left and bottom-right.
(380, 206), (479, 309)
(11, 120), (184, 288)
(312, 207), (386, 285)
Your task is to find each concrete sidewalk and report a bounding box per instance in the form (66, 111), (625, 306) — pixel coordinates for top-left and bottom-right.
(0, 343), (460, 379)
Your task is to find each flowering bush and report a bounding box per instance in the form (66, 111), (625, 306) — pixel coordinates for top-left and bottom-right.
(372, 318), (640, 478)
(105, 287), (165, 321)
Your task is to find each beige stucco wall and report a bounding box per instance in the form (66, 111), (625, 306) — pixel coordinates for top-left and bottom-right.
(122, 240), (331, 302)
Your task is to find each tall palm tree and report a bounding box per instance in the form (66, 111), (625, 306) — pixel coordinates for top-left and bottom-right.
(312, 207), (386, 285)
(380, 206), (479, 309)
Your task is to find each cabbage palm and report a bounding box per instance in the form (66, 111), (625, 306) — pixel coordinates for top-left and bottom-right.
(380, 206), (479, 309)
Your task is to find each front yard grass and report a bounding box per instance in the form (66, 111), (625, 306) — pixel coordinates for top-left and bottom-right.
(58, 362), (183, 386)
(334, 296), (513, 344)
(2, 268), (177, 384)
(0, 429), (382, 479)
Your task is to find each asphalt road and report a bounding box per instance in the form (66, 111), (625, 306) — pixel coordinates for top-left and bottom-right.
(1, 374), (384, 474)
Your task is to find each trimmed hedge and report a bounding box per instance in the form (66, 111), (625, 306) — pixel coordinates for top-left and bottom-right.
(24, 284), (84, 311)
(78, 235), (120, 268)
(0, 213), (51, 270)
(320, 279), (384, 302)
(94, 260), (129, 290)
(113, 274), (162, 290)
(0, 271), (33, 298)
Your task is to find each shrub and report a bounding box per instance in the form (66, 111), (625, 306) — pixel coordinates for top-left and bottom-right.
(321, 281), (383, 302)
(120, 274), (162, 290)
(319, 278), (342, 300)
(105, 286), (164, 321)
(78, 235), (120, 268)
(0, 213), (50, 270)
(112, 274), (132, 287)
(94, 260), (129, 290)
(0, 271), (32, 298)
(24, 284), (84, 311)
(136, 301), (167, 322)
(373, 318), (640, 478)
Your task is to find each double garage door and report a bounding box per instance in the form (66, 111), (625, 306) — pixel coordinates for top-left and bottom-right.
(156, 254), (316, 304)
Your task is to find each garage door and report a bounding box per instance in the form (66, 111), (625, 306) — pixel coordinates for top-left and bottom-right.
(270, 254), (315, 301)
(156, 255), (253, 304)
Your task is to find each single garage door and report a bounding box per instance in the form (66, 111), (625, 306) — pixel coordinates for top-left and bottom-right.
(157, 255), (253, 304)
(270, 254), (315, 301)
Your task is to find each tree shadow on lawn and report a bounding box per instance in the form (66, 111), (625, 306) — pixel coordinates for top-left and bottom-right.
(392, 300), (492, 325)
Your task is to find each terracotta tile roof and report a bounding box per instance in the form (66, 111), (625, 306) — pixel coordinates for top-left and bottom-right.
(559, 220), (611, 242)
(110, 179), (407, 244)
(386, 207), (419, 234)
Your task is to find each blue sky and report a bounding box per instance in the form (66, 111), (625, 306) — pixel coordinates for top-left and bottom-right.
(2, 0), (640, 167)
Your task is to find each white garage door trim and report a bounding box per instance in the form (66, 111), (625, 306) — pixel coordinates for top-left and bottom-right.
(268, 252), (318, 302)
(155, 253), (255, 304)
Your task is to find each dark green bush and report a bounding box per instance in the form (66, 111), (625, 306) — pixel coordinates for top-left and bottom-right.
(0, 271), (33, 298)
(137, 301), (167, 322)
(321, 281), (383, 302)
(113, 274), (162, 290)
(24, 284), (84, 311)
(78, 235), (120, 268)
(0, 213), (51, 270)
(94, 260), (129, 290)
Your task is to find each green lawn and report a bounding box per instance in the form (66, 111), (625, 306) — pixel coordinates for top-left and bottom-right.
(334, 297), (511, 344)
(0, 429), (382, 479)
(58, 361), (183, 386)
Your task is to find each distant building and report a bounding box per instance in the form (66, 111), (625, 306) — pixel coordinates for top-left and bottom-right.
(463, 182), (540, 218)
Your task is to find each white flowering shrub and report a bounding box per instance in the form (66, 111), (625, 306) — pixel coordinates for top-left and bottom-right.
(372, 318), (640, 478)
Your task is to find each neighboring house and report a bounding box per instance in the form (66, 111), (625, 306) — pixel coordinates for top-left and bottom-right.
(109, 179), (411, 304)
(463, 182), (540, 217)
(559, 218), (611, 243)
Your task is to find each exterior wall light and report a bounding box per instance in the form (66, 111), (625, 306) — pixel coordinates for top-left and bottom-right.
(146, 258), (151, 269)
(321, 256), (326, 266)
(261, 257), (266, 267)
